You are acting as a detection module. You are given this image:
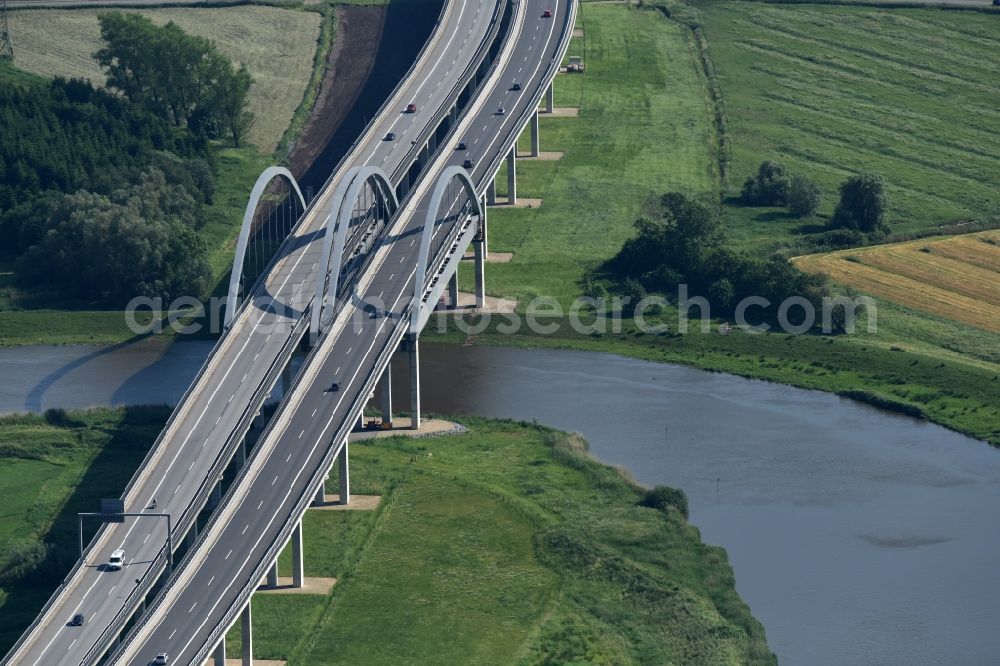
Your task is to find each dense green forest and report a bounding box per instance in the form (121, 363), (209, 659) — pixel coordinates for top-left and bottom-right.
(0, 13), (253, 305)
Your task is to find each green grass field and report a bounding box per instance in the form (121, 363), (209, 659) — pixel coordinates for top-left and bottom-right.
(0, 409), (772, 664)
(698, 2), (1000, 248)
(464, 3), (717, 306)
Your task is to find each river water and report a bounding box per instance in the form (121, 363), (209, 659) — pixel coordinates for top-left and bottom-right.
(2, 340), (998, 665)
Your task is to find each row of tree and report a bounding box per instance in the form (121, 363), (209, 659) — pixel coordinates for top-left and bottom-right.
(740, 160), (891, 233)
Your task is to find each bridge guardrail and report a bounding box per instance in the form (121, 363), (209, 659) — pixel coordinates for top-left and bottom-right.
(76, 304), (313, 666)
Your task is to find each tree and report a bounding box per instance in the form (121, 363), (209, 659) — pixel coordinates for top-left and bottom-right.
(96, 13), (254, 145)
(708, 277), (735, 311)
(830, 173), (889, 233)
(639, 485), (689, 519)
(740, 160), (791, 206)
(788, 175), (822, 218)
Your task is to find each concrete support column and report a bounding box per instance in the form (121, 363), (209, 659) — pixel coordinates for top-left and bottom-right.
(428, 131), (437, 153)
(481, 195), (489, 256)
(356, 412), (364, 432)
(449, 105), (458, 129)
(266, 560), (278, 588)
(210, 478), (222, 509)
(474, 239), (486, 309)
(408, 334), (421, 430)
(380, 365), (392, 424)
(214, 639), (226, 666)
(530, 110), (540, 157)
(291, 520), (304, 589)
(339, 438), (350, 505)
(313, 476), (326, 506)
(448, 270), (459, 308)
(486, 178), (497, 206)
(241, 603), (253, 666)
(506, 148), (517, 205)
(545, 82), (554, 113)
(186, 520), (199, 550)
(281, 364), (292, 397)
(237, 438), (247, 467)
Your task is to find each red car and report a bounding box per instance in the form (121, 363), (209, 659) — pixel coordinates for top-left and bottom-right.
(542, 9), (553, 17)
(405, 103), (417, 113)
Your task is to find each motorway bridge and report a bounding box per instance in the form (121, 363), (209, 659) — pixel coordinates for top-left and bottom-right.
(4, 0), (575, 663)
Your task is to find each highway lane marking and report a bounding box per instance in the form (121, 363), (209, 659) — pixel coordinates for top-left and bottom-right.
(299, 430), (305, 438)
(143, 534), (150, 544)
(257, 501), (263, 510)
(166, 248), (421, 662)
(242, 524), (249, 534)
(363, 0), (472, 164)
(117, 3), (534, 658)
(208, 576), (215, 586)
(225, 549), (232, 560)
(109, 586), (116, 596)
(169, 629), (177, 640)
(312, 409), (318, 417)
(189, 602), (198, 613)
(174, 484), (181, 495)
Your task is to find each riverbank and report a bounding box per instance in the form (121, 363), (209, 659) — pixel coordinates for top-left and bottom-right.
(423, 316), (1000, 447)
(0, 407), (772, 663)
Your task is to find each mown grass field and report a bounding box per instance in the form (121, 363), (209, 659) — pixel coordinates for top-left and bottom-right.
(465, 3), (717, 306)
(795, 230), (1000, 332)
(7, 6), (322, 153)
(0, 408), (773, 664)
(699, 2), (1000, 248)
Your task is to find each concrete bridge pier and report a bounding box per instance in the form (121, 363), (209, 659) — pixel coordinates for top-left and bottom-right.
(338, 437), (350, 505)
(448, 105), (458, 129)
(486, 178), (497, 206)
(313, 472), (329, 506)
(210, 477), (223, 509)
(474, 238), (486, 308)
(281, 364), (293, 397)
(237, 437), (248, 467)
(380, 365), (393, 425)
(291, 520), (304, 588)
(266, 560), (278, 588)
(213, 640), (226, 666)
(530, 111), (540, 157)
(408, 334), (421, 429)
(186, 520), (199, 551)
(428, 131), (438, 154)
(545, 82), (554, 114)
(448, 270), (459, 307)
(241, 602), (253, 666)
(507, 148), (517, 205)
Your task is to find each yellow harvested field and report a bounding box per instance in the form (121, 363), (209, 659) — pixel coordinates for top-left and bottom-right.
(7, 7), (322, 153)
(795, 231), (1000, 333)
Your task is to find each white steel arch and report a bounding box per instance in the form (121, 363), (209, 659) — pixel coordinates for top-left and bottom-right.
(311, 165), (398, 335)
(411, 165), (481, 333)
(224, 166), (306, 328)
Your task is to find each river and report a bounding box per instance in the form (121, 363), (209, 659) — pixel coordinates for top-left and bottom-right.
(2, 339), (998, 665)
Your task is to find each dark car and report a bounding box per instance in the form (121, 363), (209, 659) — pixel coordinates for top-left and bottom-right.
(405, 103), (417, 113)
(496, 106), (505, 115)
(326, 382), (340, 393)
(70, 613), (85, 627)
(511, 81), (521, 91)
(457, 141), (468, 150)
(542, 9), (553, 17)
(462, 158), (475, 169)
(384, 132), (396, 141)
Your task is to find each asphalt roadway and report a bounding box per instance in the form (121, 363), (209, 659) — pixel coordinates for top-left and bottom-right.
(111, 0), (575, 662)
(5, 1), (499, 663)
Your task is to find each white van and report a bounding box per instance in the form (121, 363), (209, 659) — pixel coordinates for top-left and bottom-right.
(107, 549), (125, 571)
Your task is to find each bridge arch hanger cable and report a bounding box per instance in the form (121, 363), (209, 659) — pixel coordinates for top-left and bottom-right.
(411, 165), (482, 334)
(311, 165), (399, 337)
(224, 166), (307, 329)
